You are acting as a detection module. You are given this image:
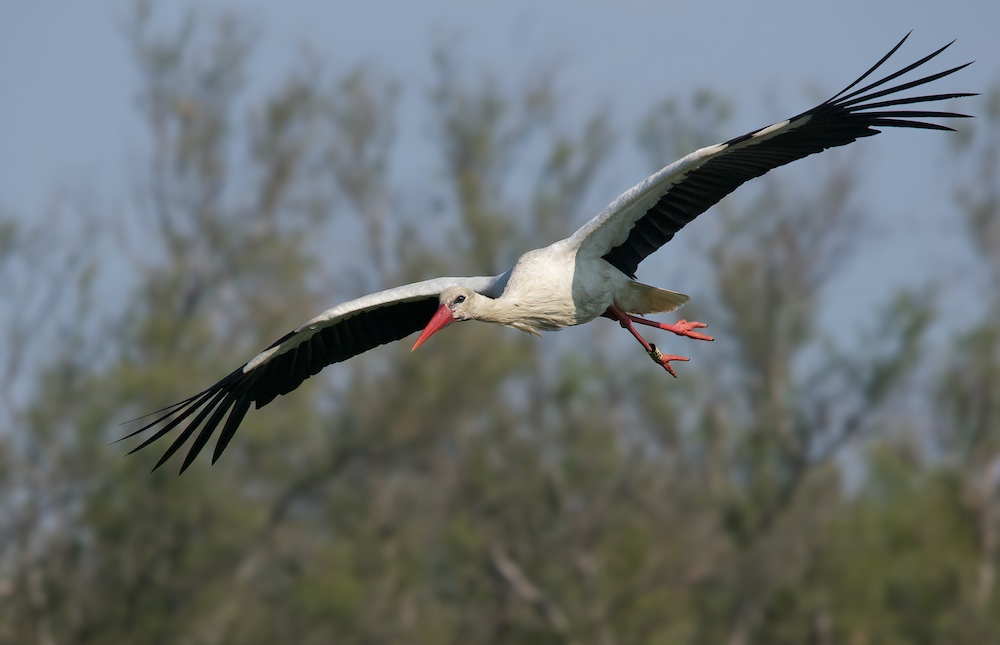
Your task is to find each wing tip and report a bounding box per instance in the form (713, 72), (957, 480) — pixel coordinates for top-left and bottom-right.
(119, 367), (253, 473)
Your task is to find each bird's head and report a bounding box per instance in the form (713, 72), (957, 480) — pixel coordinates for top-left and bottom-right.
(411, 286), (481, 351)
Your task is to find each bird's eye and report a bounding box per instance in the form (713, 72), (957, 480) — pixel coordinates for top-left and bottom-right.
(453, 294), (466, 305)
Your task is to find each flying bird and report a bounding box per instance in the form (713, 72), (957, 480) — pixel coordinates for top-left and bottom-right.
(123, 34), (974, 473)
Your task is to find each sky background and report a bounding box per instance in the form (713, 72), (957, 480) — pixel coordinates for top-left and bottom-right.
(1, 0), (998, 344)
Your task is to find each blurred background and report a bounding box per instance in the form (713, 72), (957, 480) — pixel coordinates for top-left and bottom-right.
(2, 1), (999, 643)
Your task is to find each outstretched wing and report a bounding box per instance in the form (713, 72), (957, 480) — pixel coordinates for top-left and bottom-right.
(569, 33), (974, 278)
(121, 274), (507, 473)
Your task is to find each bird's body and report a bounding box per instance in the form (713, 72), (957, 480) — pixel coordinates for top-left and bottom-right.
(478, 244), (593, 333)
(468, 243), (684, 334)
(123, 34), (975, 473)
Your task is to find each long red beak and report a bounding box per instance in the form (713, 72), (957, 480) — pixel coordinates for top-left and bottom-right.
(411, 304), (455, 351)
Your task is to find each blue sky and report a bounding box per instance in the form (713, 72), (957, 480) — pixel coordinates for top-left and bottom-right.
(1, 0), (997, 341)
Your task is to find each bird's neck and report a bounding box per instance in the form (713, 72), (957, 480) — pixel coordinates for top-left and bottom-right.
(472, 294), (551, 336)
(471, 295), (513, 325)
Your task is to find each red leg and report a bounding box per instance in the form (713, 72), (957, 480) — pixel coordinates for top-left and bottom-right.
(603, 304), (709, 377)
(624, 314), (714, 342)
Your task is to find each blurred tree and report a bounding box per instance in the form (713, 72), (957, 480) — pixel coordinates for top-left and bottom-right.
(932, 86), (1000, 641)
(1, 4), (996, 644)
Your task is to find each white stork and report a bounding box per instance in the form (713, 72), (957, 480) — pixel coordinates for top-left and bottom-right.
(124, 34), (973, 473)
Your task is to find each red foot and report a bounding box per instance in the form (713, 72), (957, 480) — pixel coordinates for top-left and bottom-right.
(667, 319), (713, 341)
(647, 344), (689, 378)
(603, 304), (710, 378)
(630, 317), (714, 342)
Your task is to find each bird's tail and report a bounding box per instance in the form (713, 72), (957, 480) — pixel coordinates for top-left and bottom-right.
(626, 282), (690, 314)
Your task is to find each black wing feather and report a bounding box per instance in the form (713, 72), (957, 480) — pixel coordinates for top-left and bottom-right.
(602, 34), (975, 278)
(121, 296), (439, 473)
